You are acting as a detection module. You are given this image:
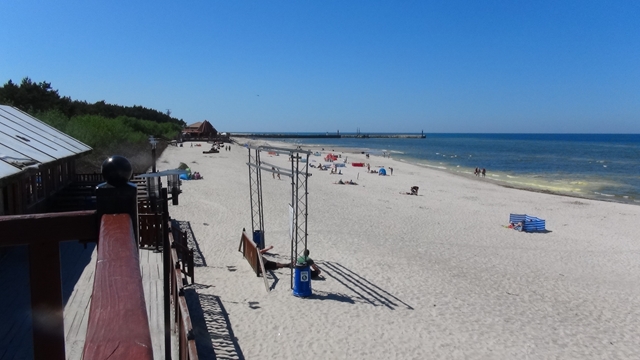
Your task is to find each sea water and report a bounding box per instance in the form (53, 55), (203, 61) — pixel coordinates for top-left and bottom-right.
(267, 134), (640, 205)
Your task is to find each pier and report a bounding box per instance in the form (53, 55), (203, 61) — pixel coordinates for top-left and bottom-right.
(230, 132), (426, 139)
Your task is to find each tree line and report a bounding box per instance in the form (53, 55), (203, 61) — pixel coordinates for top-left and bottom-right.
(0, 77), (186, 127)
(0, 77), (186, 172)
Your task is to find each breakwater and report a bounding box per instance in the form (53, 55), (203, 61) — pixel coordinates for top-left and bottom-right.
(230, 133), (426, 139)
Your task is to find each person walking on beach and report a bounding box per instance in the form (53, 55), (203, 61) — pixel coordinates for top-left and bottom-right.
(272, 167), (276, 179)
(482, 168), (486, 177)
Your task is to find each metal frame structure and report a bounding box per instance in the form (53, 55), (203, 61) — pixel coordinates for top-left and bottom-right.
(246, 144), (311, 289)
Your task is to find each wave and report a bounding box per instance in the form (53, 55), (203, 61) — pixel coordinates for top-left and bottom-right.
(418, 163), (447, 170)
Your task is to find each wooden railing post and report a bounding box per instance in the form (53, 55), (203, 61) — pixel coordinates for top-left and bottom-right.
(29, 241), (65, 360)
(95, 156), (138, 242)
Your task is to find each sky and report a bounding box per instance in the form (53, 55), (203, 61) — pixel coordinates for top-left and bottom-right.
(1, 1), (639, 133)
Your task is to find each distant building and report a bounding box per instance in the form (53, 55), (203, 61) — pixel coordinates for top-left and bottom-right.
(0, 105), (92, 215)
(182, 120), (218, 139)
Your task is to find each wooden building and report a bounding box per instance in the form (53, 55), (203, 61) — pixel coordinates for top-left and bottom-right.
(182, 120), (218, 139)
(0, 105), (92, 215)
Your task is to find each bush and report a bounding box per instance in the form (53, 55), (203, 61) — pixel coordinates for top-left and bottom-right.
(33, 110), (180, 172)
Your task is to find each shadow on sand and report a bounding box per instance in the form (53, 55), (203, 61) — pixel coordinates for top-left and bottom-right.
(319, 261), (414, 310)
(172, 219), (245, 359)
(173, 219), (207, 267)
(184, 289), (245, 360)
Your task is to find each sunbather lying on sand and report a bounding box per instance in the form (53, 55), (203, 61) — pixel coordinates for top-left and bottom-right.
(259, 246), (292, 271)
(335, 179), (357, 185)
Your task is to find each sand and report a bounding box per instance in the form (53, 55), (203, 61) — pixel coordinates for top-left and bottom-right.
(157, 140), (640, 359)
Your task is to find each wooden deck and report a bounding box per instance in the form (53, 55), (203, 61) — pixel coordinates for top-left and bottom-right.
(0, 243), (169, 359)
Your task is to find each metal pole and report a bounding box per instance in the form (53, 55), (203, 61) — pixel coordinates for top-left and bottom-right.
(161, 188), (171, 360)
(303, 153), (309, 252)
(290, 150), (296, 289)
(152, 146), (157, 173)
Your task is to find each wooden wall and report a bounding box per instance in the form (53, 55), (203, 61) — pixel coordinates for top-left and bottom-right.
(0, 158), (77, 216)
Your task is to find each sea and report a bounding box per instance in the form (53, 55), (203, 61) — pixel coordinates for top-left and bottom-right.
(257, 133), (640, 205)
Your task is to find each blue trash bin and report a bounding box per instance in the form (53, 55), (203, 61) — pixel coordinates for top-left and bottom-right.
(252, 230), (264, 250)
(293, 264), (312, 297)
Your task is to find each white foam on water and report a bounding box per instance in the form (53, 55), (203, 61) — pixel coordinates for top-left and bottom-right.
(594, 192), (615, 197)
(422, 164), (446, 170)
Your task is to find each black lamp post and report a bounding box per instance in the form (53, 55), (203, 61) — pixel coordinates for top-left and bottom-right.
(149, 136), (158, 173)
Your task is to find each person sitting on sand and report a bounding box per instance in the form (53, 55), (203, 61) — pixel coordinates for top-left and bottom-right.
(297, 249), (321, 279)
(509, 221), (524, 231)
(259, 246), (292, 271)
(404, 186), (419, 195)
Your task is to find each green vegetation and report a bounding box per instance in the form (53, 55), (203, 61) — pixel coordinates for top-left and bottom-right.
(1, 78), (186, 172)
(34, 110), (181, 149)
(0, 77), (186, 126)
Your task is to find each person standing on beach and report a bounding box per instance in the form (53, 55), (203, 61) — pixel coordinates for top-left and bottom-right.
(272, 167), (276, 179)
(389, 167), (393, 175)
(482, 168), (486, 177)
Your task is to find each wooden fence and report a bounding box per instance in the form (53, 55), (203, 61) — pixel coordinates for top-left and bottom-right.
(170, 229), (198, 359)
(0, 210), (99, 360)
(0, 211), (200, 359)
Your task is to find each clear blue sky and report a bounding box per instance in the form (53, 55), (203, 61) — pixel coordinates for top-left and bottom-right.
(1, 1), (638, 133)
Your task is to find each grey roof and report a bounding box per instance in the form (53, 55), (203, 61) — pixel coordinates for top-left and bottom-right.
(0, 105), (92, 181)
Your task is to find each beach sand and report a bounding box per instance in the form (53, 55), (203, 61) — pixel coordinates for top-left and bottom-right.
(158, 140), (640, 359)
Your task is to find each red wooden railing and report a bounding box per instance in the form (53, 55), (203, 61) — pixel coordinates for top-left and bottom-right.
(82, 214), (153, 359)
(0, 210), (99, 360)
(1, 181), (201, 359)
